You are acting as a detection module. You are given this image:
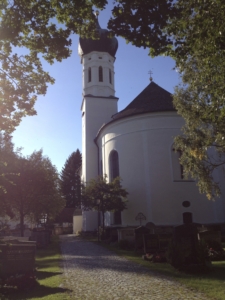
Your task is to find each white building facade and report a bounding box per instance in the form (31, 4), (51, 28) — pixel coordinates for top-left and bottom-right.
(76, 17), (225, 233)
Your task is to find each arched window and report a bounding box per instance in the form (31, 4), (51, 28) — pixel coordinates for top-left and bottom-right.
(171, 146), (184, 180)
(99, 66), (103, 82)
(109, 150), (121, 224)
(183, 212), (193, 224)
(109, 150), (119, 180)
(109, 69), (112, 84)
(88, 67), (91, 82)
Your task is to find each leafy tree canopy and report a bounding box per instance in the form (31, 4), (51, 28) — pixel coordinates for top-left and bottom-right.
(0, 144), (65, 236)
(107, 0), (225, 198)
(0, 0), (106, 134)
(1, 0), (225, 198)
(60, 149), (82, 208)
(82, 175), (128, 231)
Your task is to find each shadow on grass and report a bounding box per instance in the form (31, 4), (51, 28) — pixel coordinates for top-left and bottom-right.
(0, 283), (71, 300)
(36, 258), (62, 270)
(36, 270), (63, 281)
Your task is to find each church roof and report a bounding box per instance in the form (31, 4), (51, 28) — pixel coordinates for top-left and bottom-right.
(112, 81), (175, 120)
(78, 18), (118, 57)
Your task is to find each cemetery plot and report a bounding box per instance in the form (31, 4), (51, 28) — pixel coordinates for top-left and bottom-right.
(0, 241), (36, 289)
(143, 234), (159, 254)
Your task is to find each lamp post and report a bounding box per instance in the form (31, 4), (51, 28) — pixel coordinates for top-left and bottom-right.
(96, 199), (100, 242)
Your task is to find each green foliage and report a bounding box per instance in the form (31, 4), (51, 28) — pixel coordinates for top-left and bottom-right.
(0, 0), (104, 135)
(82, 175), (128, 230)
(0, 140), (65, 236)
(166, 240), (210, 272)
(107, 0), (225, 199)
(1, 0), (224, 199)
(173, 53), (225, 199)
(60, 150), (82, 209)
(108, 0), (175, 56)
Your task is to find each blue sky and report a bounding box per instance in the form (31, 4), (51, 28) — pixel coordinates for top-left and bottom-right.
(12, 5), (180, 173)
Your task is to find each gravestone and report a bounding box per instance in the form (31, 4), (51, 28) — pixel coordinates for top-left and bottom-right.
(0, 243), (36, 277)
(135, 213), (146, 226)
(143, 234), (159, 254)
(173, 223), (199, 264)
(145, 222), (155, 234)
(135, 226), (150, 250)
(117, 228), (135, 242)
(158, 234), (172, 251)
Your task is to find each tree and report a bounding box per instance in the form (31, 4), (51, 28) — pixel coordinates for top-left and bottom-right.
(82, 175), (128, 234)
(0, 133), (18, 216)
(2, 0), (225, 198)
(107, 0), (225, 198)
(1, 149), (65, 236)
(60, 150), (82, 209)
(173, 54), (225, 200)
(0, 0), (106, 135)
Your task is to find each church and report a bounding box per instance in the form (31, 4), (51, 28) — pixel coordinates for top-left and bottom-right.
(74, 16), (225, 233)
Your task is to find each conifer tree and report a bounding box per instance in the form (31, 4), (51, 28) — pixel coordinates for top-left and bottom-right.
(60, 150), (82, 208)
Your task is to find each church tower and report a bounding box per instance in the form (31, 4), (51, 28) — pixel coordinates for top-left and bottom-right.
(78, 14), (118, 230)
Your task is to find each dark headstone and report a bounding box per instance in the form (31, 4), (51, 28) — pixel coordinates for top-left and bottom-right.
(173, 223), (199, 264)
(158, 234), (172, 251)
(145, 222), (155, 233)
(143, 234), (159, 254)
(0, 244), (36, 277)
(135, 226), (150, 250)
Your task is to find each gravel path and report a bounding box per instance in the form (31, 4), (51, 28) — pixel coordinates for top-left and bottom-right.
(60, 235), (210, 300)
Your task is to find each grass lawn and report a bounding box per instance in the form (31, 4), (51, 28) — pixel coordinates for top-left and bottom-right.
(98, 240), (225, 300)
(0, 236), (69, 300)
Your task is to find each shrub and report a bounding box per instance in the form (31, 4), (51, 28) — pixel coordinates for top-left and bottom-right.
(166, 240), (211, 272)
(206, 240), (225, 261)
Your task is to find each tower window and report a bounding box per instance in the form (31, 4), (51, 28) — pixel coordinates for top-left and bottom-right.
(88, 67), (91, 82)
(99, 66), (103, 82)
(109, 69), (112, 84)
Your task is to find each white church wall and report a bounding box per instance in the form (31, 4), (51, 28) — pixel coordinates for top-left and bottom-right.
(82, 211), (99, 232)
(80, 48), (118, 232)
(82, 96), (118, 182)
(98, 111), (225, 227)
(73, 215), (83, 234)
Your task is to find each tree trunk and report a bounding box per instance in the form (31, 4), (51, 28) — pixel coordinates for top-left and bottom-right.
(102, 210), (105, 240)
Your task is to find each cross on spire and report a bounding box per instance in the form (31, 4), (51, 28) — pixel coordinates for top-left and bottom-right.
(148, 70), (153, 82)
(95, 10), (99, 19)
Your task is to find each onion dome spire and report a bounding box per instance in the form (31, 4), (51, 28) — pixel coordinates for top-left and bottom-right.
(78, 12), (118, 57)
